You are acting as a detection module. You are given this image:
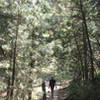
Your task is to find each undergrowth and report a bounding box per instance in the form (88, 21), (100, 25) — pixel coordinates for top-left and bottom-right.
(67, 74), (100, 100)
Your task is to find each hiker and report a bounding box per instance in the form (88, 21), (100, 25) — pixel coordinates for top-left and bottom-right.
(49, 77), (56, 97)
(42, 81), (46, 94)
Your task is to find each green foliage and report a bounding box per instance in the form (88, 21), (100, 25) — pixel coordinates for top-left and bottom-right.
(0, 0), (100, 99)
(68, 77), (100, 100)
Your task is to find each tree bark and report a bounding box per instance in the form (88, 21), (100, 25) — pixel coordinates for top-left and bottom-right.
(6, 77), (11, 100)
(82, 23), (88, 80)
(79, 0), (95, 81)
(10, 12), (20, 99)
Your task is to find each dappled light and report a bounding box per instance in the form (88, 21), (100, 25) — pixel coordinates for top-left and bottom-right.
(0, 0), (100, 100)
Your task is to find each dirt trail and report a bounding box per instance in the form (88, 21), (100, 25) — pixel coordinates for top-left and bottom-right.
(40, 87), (69, 100)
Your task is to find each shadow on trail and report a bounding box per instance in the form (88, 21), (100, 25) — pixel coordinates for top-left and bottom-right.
(40, 93), (47, 100)
(39, 87), (69, 100)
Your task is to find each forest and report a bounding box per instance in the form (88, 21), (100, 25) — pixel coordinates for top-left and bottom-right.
(0, 0), (100, 100)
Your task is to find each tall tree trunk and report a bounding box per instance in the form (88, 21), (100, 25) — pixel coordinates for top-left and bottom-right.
(6, 43), (13, 100)
(79, 0), (95, 81)
(70, 6), (85, 80)
(82, 23), (88, 80)
(10, 13), (19, 99)
(6, 77), (11, 100)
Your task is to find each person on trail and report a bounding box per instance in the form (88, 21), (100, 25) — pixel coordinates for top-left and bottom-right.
(49, 77), (56, 97)
(42, 81), (46, 94)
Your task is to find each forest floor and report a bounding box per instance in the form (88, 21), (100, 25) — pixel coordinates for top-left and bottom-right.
(46, 87), (69, 100)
